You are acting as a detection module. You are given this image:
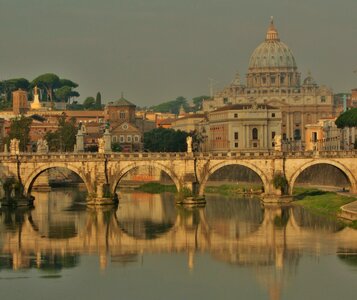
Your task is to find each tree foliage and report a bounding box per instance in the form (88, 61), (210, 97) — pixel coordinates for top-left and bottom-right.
(273, 173), (288, 195)
(4, 116), (33, 152)
(192, 95), (210, 111)
(151, 96), (188, 114)
(335, 108), (357, 128)
(45, 115), (77, 152)
(32, 73), (60, 103)
(83, 97), (95, 109)
(0, 78), (30, 104)
(31, 74), (80, 104)
(144, 128), (188, 152)
(96, 92), (102, 106)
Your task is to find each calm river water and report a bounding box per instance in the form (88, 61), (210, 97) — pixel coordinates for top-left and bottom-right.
(0, 188), (357, 300)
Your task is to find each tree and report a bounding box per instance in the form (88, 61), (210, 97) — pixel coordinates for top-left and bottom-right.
(151, 96), (188, 114)
(4, 116), (33, 152)
(83, 97), (95, 110)
(144, 128), (188, 152)
(59, 79), (78, 89)
(0, 78), (30, 103)
(192, 95), (210, 111)
(335, 108), (357, 128)
(32, 73), (60, 103)
(45, 115), (77, 152)
(96, 92), (102, 106)
(55, 86), (73, 103)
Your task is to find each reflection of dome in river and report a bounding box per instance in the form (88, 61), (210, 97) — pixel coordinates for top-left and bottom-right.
(248, 18), (297, 71)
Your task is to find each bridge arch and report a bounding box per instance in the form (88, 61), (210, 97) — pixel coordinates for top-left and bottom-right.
(288, 160), (357, 194)
(23, 163), (93, 196)
(111, 161), (181, 195)
(199, 161), (269, 196)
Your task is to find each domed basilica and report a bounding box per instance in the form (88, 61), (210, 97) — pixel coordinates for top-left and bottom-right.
(203, 19), (335, 142)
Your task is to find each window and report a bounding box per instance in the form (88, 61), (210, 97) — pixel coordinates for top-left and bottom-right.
(112, 136), (117, 143)
(120, 135), (125, 143)
(321, 96), (326, 103)
(271, 131), (276, 139)
(127, 135), (132, 142)
(234, 142), (238, 148)
(234, 113), (238, 118)
(294, 129), (301, 140)
(280, 75), (285, 84)
(134, 135), (140, 142)
(252, 128), (258, 140)
(272, 113), (275, 117)
(119, 111), (126, 119)
(311, 132), (317, 142)
(234, 132), (238, 140)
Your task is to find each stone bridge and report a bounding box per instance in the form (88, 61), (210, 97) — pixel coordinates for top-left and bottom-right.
(1, 150), (357, 205)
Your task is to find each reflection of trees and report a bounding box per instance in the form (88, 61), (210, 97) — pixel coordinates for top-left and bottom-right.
(292, 205), (344, 232)
(337, 248), (357, 267)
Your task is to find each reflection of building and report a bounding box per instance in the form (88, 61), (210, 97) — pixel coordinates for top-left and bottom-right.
(202, 19), (335, 142)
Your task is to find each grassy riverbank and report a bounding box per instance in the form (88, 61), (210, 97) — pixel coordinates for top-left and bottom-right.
(293, 187), (357, 228)
(205, 183), (263, 195)
(135, 182), (177, 193)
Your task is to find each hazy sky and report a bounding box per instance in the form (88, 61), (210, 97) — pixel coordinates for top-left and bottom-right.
(0, 0), (356, 106)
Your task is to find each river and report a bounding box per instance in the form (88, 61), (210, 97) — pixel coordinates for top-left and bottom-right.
(0, 188), (356, 300)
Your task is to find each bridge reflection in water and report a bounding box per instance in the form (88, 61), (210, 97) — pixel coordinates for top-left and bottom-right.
(1, 189), (357, 299)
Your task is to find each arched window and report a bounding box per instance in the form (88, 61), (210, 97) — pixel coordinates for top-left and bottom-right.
(252, 128), (258, 140)
(294, 129), (301, 140)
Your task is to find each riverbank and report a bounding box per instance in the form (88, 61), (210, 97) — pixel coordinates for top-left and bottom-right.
(135, 182), (177, 193)
(292, 187), (357, 228)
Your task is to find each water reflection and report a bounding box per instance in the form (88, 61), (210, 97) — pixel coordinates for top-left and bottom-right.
(1, 189), (357, 299)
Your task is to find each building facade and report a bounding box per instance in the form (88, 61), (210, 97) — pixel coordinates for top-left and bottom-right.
(199, 103), (281, 152)
(202, 19), (335, 143)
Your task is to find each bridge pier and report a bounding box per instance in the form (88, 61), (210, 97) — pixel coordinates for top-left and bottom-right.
(176, 181), (206, 207)
(262, 183), (293, 204)
(87, 183), (118, 206)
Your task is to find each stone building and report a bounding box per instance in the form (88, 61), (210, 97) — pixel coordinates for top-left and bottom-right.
(199, 103), (281, 152)
(202, 19), (335, 142)
(12, 89), (29, 115)
(171, 114), (206, 132)
(104, 96), (143, 151)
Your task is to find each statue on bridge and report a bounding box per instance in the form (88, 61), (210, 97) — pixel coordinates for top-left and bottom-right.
(36, 139), (49, 153)
(274, 135), (282, 152)
(186, 136), (193, 153)
(10, 139), (20, 155)
(98, 138), (105, 153)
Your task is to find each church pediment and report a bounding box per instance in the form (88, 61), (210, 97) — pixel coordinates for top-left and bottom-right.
(111, 122), (140, 133)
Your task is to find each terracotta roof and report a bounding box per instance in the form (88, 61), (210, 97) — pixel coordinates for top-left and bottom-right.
(107, 96), (136, 107)
(158, 117), (176, 125)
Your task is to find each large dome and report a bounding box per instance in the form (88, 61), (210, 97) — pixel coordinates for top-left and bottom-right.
(248, 19), (297, 70)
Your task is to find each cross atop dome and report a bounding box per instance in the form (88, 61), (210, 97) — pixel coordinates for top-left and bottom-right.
(266, 16), (280, 41)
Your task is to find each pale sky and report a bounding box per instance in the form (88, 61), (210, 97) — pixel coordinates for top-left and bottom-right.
(0, 0), (356, 106)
